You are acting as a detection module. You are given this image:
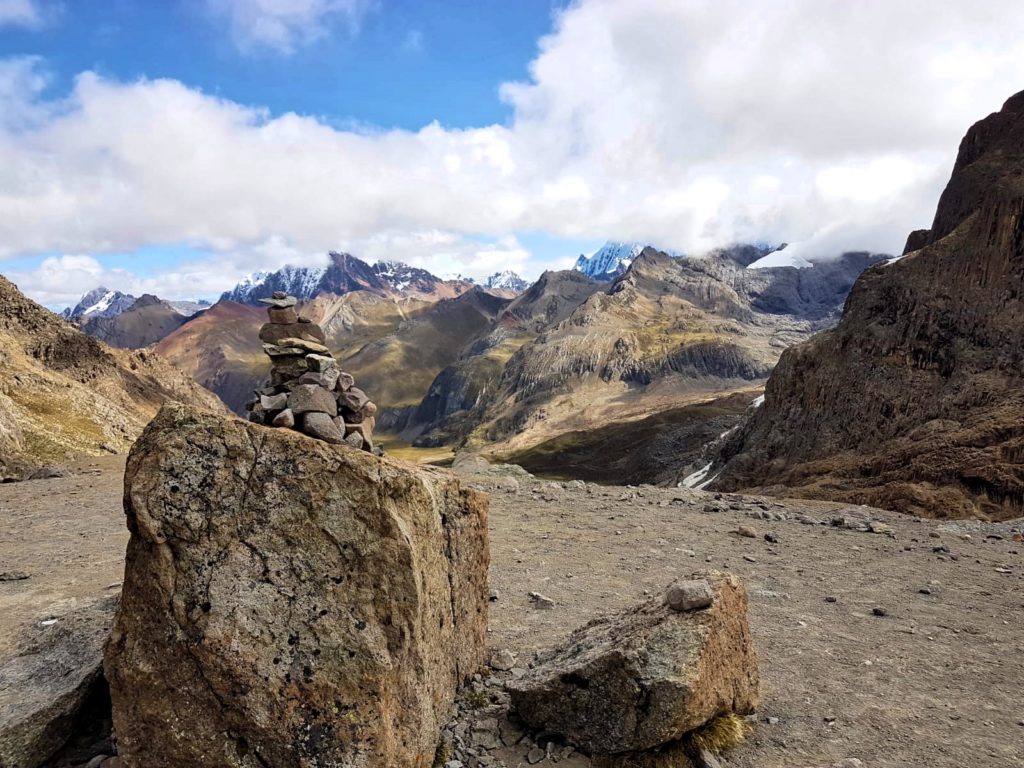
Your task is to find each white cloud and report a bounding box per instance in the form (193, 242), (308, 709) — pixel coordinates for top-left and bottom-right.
(4, 0), (1024, 302)
(0, 0), (43, 28)
(207, 0), (375, 54)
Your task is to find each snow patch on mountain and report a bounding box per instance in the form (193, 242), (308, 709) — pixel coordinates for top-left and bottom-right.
(573, 242), (647, 281)
(484, 270), (529, 292)
(63, 287), (137, 320)
(746, 249), (813, 270)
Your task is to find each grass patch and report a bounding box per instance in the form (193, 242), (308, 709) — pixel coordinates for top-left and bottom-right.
(592, 714), (751, 768)
(8, 389), (111, 463)
(376, 437), (454, 466)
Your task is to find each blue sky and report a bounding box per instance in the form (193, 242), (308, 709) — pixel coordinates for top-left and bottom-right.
(0, 0), (563, 130)
(2, 0), (1024, 307)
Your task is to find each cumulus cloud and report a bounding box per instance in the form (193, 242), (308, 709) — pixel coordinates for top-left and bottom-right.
(3, 0), (1024, 300)
(0, 0), (44, 28)
(206, 0), (375, 54)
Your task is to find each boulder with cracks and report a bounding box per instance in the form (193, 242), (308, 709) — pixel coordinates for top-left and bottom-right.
(104, 402), (490, 767)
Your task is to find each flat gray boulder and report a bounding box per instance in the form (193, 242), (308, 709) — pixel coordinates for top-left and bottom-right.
(0, 597), (117, 768)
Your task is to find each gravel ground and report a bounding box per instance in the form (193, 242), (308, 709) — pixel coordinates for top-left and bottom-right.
(1, 458), (1022, 768)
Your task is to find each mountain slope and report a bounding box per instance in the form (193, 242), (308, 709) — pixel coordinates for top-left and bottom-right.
(77, 294), (192, 348)
(0, 275), (226, 480)
(340, 288), (512, 410)
(710, 91), (1024, 520)
(154, 291), (459, 414)
(407, 247), (884, 454)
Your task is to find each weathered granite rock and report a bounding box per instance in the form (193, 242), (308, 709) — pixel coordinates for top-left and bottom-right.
(302, 411), (344, 443)
(287, 384), (338, 417)
(267, 306), (298, 324)
(258, 322), (327, 346)
(271, 408), (295, 428)
(259, 392), (288, 411)
(335, 372), (355, 392)
(306, 354), (336, 373)
(296, 370), (341, 390)
(105, 403), (490, 768)
(1, 597), (117, 768)
(338, 387), (369, 413)
(258, 295), (297, 308)
(276, 337), (329, 355)
(507, 571), (758, 754)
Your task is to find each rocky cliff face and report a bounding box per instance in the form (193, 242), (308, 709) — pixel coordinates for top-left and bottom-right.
(105, 402), (490, 767)
(711, 91), (1024, 521)
(0, 276), (226, 479)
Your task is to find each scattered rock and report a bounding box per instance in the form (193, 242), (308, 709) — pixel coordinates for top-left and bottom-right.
(490, 648), (517, 671)
(664, 579), (714, 611)
(528, 591), (556, 609)
(104, 403), (490, 768)
(0, 570), (30, 581)
(28, 466), (71, 480)
(507, 571), (758, 754)
(736, 525), (757, 538)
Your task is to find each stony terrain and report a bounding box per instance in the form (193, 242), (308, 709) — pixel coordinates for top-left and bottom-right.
(1, 457), (1021, 767)
(712, 90), (1024, 521)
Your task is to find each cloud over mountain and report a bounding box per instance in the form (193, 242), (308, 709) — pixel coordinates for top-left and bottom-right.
(2, 0), (1024, 298)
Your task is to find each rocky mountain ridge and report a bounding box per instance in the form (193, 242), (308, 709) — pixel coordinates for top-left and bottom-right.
(707, 90), (1024, 521)
(221, 250), (479, 305)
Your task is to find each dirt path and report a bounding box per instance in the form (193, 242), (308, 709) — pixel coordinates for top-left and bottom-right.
(1, 460), (1022, 767)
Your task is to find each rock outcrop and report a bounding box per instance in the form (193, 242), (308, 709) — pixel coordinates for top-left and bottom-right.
(0, 597), (117, 768)
(711, 91), (1024, 520)
(507, 572), (758, 755)
(104, 402), (489, 768)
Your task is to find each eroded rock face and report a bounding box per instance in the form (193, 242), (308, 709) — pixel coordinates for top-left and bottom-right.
(0, 597), (117, 768)
(712, 90), (1024, 520)
(506, 571), (758, 755)
(104, 403), (489, 768)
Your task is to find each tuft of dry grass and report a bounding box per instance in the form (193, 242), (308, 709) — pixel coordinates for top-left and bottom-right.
(687, 713), (751, 754)
(591, 714), (752, 768)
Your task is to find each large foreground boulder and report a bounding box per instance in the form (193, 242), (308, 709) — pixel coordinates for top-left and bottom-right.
(507, 571), (758, 754)
(104, 403), (490, 768)
(0, 597), (117, 768)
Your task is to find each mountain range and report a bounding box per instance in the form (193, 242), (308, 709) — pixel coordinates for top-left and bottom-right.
(398, 245), (887, 471)
(220, 251), (481, 305)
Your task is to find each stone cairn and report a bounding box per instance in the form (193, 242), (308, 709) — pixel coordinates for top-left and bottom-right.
(244, 291), (379, 452)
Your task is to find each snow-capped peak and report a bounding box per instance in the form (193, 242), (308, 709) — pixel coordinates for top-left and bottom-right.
(574, 242), (647, 281)
(63, 287), (137, 320)
(746, 249), (813, 270)
(484, 270), (529, 292)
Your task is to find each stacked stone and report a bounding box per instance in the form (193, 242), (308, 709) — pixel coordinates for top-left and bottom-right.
(245, 291), (379, 452)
